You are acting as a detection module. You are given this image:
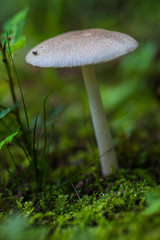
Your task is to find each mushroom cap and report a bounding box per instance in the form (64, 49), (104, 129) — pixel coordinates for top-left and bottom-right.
(25, 28), (139, 68)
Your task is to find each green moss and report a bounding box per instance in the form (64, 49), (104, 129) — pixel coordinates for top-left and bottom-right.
(0, 169), (160, 240)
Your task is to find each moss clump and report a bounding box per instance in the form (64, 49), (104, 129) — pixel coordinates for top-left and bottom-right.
(1, 169), (160, 240)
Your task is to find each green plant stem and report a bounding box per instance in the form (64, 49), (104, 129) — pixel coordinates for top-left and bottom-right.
(33, 113), (40, 191)
(42, 91), (53, 188)
(2, 46), (17, 104)
(1, 42), (30, 152)
(7, 38), (32, 156)
(42, 95), (48, 188)
(6, 145), (27, 196)
(0, 119), (31, 164)
(8, 40), (31, 139)
(6, 144), (19, 172)
(7, 39), (43, 191)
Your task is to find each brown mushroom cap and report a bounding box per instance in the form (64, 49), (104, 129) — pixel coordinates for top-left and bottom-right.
(25, 28), (138, 68)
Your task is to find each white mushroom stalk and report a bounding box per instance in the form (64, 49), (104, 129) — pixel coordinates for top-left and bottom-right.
(25, 28), (139, 176)
(82, 65), (118, 175)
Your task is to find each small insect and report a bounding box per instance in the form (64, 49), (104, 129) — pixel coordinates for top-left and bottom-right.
(32, 51), (38, 55)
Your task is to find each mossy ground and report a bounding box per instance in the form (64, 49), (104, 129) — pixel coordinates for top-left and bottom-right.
(0, 164), (160, 240)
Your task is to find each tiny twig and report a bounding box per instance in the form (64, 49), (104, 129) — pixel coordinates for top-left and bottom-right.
(71, 183), (80, 200)
(53, 145), (118, 190)
(86, 145), (116, 168)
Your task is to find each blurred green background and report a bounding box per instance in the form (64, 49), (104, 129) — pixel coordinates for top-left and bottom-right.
(0, 0), (160, 176)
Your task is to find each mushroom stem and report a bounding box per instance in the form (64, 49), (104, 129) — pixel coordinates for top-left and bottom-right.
(82, 65), (119, 176)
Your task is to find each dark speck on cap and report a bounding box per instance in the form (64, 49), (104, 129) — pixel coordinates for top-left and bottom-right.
(32, 51), (38, 55)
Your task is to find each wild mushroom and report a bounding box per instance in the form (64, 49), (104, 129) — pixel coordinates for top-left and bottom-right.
(25, 28), (138, 176)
